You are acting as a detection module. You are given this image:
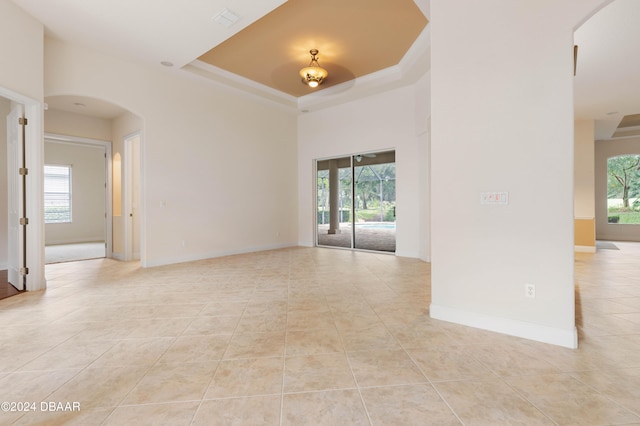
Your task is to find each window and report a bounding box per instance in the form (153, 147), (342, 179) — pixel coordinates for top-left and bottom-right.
(44, 165), (72, 223)
(607, 154), (640, 224)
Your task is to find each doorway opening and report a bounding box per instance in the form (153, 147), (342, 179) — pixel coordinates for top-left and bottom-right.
(316, 150), (396, 252)
(43, 134), (111, 264)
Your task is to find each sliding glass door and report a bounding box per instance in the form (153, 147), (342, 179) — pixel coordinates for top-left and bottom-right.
(316, 150), (395, 253)
(316, 156), (352, 248)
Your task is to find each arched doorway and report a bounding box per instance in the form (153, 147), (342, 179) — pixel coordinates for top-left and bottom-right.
(43, 95), (143, 271)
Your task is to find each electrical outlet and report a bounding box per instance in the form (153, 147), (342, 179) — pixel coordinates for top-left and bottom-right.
(525, 283), (535, 298)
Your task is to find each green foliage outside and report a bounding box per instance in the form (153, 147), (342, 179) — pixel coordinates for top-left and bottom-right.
(607, 155), (640, 224)
(317, 162), (396, 224)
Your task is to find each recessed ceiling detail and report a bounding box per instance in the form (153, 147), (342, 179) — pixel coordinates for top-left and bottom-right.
(196, 0), (428, 97)
(612, 113), (640, 139)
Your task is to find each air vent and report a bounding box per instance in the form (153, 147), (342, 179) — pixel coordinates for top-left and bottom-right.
(213, 8), (239, 28)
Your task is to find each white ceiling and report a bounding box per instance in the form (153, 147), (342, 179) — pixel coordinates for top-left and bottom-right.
(13, 0), (287, 68)
(10, 0), (640, 131)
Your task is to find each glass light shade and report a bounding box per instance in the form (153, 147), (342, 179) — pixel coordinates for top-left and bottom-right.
(300, 49), (328, 88)
(299, 66), (328, 88)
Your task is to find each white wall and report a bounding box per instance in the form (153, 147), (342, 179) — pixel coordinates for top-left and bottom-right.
(595, 137), (640, 241)
(44, 141), (105, 245)
(0, 0), (43, 101)
(297, 74), (430, 260)
(430, 0), (609, 348)
(45, 109), (112, 141)
(0, 97), (10, 269)
(45, 38), (298, 267)
(0, 0), (46, 290)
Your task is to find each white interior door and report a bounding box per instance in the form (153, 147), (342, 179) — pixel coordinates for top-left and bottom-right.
(6, 103), (23, 290)
(124, 133), (140, 261)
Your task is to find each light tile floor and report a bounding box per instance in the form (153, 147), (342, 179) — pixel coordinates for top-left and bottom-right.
(0, 244), (639, 425)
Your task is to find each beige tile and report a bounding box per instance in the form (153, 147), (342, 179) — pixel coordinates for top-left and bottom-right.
(340, 325), (400, 352)
(388, 322), (454, 349)
(199, 301), (247, 317)
(571, 368), (640, 415)
(158, 334), (230, 364)
(104, 401), (199, 425)
(285, 328), (344, 356)
(407, 347), (496, 382)
(434, 379), (554, 425)
(19, 340), (116, 371)
(439, 322), (522, 346)
(348, 349), (426, 387)
(193, 395), (281, 425)
(332, 311), (383, 332)
(63, 321), (132, 342)
(12, 407), (114, 426)
(46, 365), (149, 409)
(89, 337), (174, 368)
(224, 332), (285, 359)
(613, 312), (640, 324)
(235, 313), (287, 333)
(284, 353), (355, 393)
(361, 384), (460, 425)
(470, 342), (561, 377)
(125, 318), (193, 338)
(507, 373), (640, 424)
(286, 311), (336, 331)
(0, 369), (80, 403)
(123, 361), (218, 404)
(182, 315), (240, 336)
(282, 390), (368, 425)
(0, 343), (54, 374)
(205, 357), (283, 398)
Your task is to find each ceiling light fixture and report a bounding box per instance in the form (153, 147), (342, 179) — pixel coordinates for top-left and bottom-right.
(299, 49), (328, 88)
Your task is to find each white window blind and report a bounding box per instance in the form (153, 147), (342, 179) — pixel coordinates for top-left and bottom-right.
(44, 165), (72, 223)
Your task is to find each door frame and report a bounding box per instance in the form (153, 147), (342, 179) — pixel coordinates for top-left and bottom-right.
(44, 133), (112, 258)
(314, 149), (397, 253)
(1, 86), (45, 291)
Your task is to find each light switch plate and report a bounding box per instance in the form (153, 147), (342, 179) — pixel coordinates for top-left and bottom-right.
(480, 192), (509, 205)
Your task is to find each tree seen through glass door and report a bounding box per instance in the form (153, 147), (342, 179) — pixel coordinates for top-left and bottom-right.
(607, 154), (640, 224)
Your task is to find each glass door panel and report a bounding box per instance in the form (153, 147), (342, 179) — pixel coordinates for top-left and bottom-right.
(316, 157), (352, 248)
(353, 151), (396, 252)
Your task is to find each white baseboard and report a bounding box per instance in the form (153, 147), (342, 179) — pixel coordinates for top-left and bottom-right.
(111, 252), (125, 261)
(395, 250), (419, 258)
(46, 238), (104, 246)
(430, 303), (578, 349)
(575, 245), (596, 253)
